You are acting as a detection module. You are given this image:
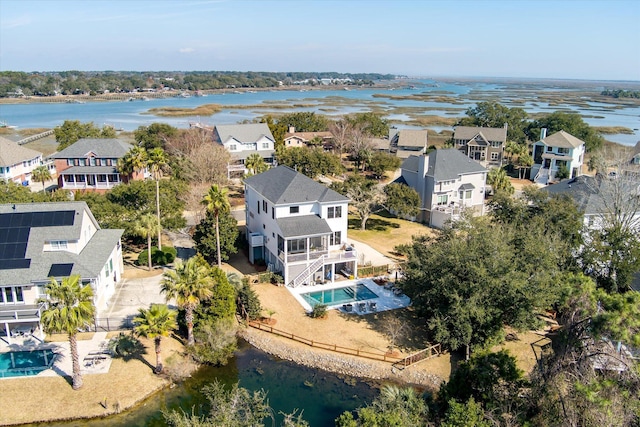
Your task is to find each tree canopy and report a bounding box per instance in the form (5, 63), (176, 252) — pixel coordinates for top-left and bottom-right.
(456, 101), (528, 143)
(527, 111), (604, 152)
(54, 120), (116, 150)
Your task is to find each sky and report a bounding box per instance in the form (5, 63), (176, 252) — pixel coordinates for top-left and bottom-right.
(1, 0), (639, 81)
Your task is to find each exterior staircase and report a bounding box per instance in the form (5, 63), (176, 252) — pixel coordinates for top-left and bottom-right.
(534, 167), (550, 185)
(289, 255), (326, 288)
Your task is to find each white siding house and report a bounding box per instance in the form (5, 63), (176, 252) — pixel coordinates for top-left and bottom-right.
(0, 137), (44, 185)
(400, 149), (487, 228)
(0, 202), (124, 342)
(531, 130), (586, 184)
(244, 166), (357, 288)
(213, 123), (276, 177)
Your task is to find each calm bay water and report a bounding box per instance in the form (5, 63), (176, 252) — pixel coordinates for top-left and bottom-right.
(0, 79), (638, 146)
(26, 341), (380, 427)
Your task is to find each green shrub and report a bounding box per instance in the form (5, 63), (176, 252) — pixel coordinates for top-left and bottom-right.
(237, 279), (262, 320)
(309, 304), (327, 319)
(137, 246), (177, 266)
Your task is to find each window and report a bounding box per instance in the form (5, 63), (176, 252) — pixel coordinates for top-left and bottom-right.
(79, 159), (86, 166)
(330, 231), (342, 246)
(15, 287), (23, 302)
(491, 141), (502, 147)
(262, 142), (269, 149)
(263, 200), (268, 212)
(90, 157), (96, 166)
(558, 147), (569, 154)
(272, 207), (275, 219)
(229, 144), (237, 151)
(4, 288), (13, 303)
(257, 201), (260, 214)
(97, 174), (107, 182)
(50, 240), (68, 250)
(328, 206), (342, 218)
(546, 146), (553, 152)
(459, 190), (472, 200)
(437, 195), (448, 206)
(289, 206), (299, 214)
(491, 152), (499, 160)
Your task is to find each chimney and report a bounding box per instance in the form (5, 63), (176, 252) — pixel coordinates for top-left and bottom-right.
(289, 126), (295, 133)
(540, 128), (547, 140)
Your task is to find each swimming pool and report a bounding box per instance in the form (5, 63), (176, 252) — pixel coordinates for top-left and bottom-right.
(301, 283), (378, 307)
(0, 349), (56, 378)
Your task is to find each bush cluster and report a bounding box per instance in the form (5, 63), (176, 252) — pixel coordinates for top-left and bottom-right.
(136, 246), (177, 266)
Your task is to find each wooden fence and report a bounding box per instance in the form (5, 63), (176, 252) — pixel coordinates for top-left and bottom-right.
(247, 320), (403, 363)
(393, 343), (442, 369)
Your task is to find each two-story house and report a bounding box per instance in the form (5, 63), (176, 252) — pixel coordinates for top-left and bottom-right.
(0, 202), (124, 342)
(531, 129), (585, 184)
(389, 129), (428, 159)
(244, 166), (357, 288)
(0, 137), (44, 185)
(399, 149), (487, 228)
(453, 125), (507, 168)
(50, 138), (140, 192)
(213, 123), (276, 178)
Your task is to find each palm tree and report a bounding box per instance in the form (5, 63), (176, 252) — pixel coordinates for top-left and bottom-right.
(161, 256), (214, 345)
(245, 153), (267, 176)
(202, 184), (230, 268)
(133, 303), (177, 374)
(487, 167), (514, 195)
(117, 146), (148, 181)
(40, 275), (95, 390)
(147, 147), (168, 249)
(31, 165), (51, 192)
(133, 213), (161, 271)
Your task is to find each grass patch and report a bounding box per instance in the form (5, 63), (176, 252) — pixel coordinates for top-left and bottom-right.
(46, 332), (95, 342)
(146, 103), (223, 117)
(594, 126), (635, 134)
(348, 211), (436, 260)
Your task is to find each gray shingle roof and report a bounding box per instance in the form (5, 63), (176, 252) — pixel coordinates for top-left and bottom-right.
(0, 202), (123, 285)
(427, 149), (487, 181)
(0, 136), (42, 166)
(454, 126), (507, 143)
(395, 130), (428, 147)
(276, 215), (332, 238)
(244, 166), (348, 205)
(58, 166), (118, 174)
(214, 123), (275, 144)
(50, 138), (133, 159)
(541, 131), (586, 149)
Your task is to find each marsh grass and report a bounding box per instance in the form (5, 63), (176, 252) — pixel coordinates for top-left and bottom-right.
(146, 103), (223, 117)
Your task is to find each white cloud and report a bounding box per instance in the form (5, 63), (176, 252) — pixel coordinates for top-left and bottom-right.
(179, 47), (195, 53)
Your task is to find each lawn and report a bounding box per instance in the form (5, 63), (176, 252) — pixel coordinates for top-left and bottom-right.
(348, 210), (437, 261)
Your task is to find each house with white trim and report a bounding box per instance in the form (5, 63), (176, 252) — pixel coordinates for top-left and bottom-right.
(531, 129), (585, 184)
(389, 129), (428, 159)
(453, 125), (507, 168)
(244, 166), (357, 288)
(0, 202), (124, 343)
(50, 138), (141, 192)
(399, 149), (487, 228)
(213, 123), (276, 177)
(0, 137), (44, 185)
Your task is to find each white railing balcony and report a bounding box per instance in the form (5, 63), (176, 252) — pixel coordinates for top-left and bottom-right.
(0, 303), (45, 323)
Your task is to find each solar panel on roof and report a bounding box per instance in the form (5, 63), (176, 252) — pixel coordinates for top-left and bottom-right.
(0, 259), (30, 270)
(48, 263), (74, 277)
(0, 214), (11, 228)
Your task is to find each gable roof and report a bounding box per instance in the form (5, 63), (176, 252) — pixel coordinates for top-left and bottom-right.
(50, 138), (133, 159)
(540, 130), (586, 149)
(541, 174), (640, 216)
(394, 130), (428, 147)
(283, 131), (333, 142)
(244, 166), (348, 205)
(214, 123), (275, 145)
(0, 202), (123, 285)
(454, 126), (507, 143)
(426, 149), (487, 181)
(0, 137), (42, 166)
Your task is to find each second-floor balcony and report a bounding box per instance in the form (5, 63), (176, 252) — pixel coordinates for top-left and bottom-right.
(279, 246), (356, 264)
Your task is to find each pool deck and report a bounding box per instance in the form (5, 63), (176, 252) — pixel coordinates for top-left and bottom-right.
(0, 331), (113, 379)
(288, 278), (411, 314)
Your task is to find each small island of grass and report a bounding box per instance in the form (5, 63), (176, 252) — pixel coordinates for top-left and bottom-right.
(146, 103), (223, 117)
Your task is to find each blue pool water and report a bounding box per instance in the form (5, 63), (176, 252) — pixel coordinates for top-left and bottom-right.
(0, 349), (56, 378)
(302, 283), (378, 307)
